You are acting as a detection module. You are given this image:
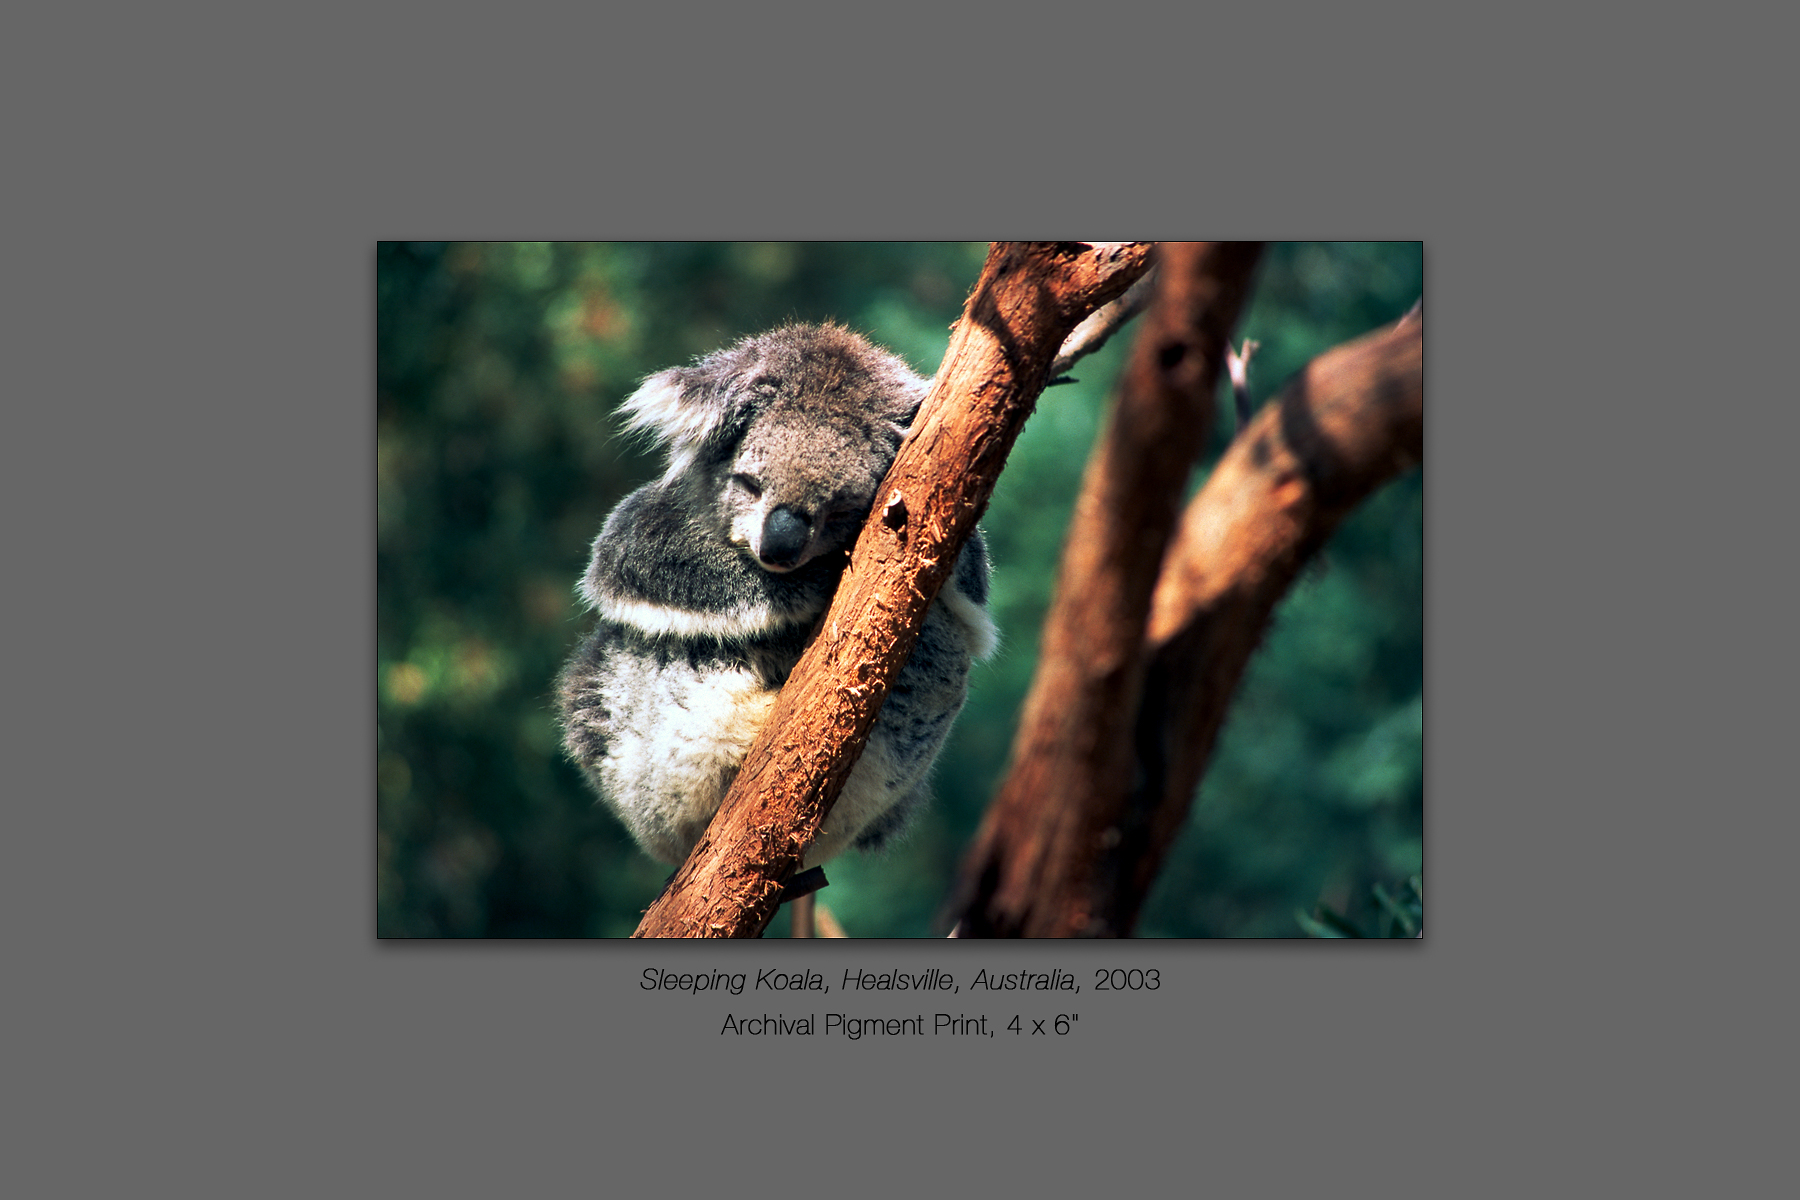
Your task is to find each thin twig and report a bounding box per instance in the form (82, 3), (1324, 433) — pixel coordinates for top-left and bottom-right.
(1048, 267), (1159, 379)
(1226, 337), (1259, 430)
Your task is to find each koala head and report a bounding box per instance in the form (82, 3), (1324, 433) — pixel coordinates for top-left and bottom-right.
(620, 324), (929, 573)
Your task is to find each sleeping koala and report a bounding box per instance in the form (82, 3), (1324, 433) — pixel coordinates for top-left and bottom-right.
(557, 324), (994, 867)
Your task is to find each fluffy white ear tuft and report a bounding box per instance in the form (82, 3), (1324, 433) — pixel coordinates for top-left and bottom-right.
(617, 369), (727, 449)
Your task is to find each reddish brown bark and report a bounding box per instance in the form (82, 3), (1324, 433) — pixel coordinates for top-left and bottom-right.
(948, 243), (1263, 938)
(1111, 305), (1423, 930)
(632, 242), (1155, 938)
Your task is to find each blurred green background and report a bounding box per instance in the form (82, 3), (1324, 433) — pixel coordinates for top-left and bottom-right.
(376, 241), (1422, 937)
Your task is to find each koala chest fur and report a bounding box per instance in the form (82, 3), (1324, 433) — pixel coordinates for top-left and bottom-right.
(556, 324), (995, 868)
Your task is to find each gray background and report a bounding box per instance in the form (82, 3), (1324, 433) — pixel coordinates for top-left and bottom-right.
(6, 1), (1788, 1195)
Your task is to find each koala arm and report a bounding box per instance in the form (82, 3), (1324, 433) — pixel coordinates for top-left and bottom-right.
(579, 480), (841, 642)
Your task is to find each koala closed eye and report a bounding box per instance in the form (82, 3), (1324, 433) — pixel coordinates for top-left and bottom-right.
(557, 322), (997, 869)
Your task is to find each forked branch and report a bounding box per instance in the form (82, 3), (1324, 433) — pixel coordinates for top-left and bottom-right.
(948, 297), (1420, 937)
(1114, 303), (1423, 929)
(948, 242), (1264, 938)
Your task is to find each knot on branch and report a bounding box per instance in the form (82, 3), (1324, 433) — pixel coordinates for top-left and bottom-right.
(881, 489), (908, 532)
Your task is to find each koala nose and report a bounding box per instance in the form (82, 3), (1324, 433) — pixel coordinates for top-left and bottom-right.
(759, 506), (811, 569)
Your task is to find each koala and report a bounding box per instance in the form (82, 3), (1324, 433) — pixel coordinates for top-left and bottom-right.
(557, 324), (995, 868)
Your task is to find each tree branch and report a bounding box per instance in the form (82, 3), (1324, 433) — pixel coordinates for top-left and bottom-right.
(947, 242), (1264, 938)
(1111, 303), (1424, 932)
(1048, 266), (1159, 379)
(632, 242), (1155, 938)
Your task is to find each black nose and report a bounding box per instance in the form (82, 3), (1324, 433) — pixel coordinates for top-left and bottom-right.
(759, 506), (810, 568)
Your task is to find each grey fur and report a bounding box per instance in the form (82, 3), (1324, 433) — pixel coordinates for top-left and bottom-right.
(557, 324), (995, 867)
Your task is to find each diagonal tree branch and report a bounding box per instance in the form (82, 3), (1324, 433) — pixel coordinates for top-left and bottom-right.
(1110, 302), (1424, 932)
(633, 242), (1155, 938)
(948, 242), (1264, 938)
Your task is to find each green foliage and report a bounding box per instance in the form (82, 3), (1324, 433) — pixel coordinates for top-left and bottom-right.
(376, 241), (1422, 937)
(1297, 876), (1423, 938)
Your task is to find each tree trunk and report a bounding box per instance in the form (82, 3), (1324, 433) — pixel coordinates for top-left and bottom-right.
(948, 243), (1263, 938)
(951, 300), (1422, 936)
(1118, 304), (1423, 930)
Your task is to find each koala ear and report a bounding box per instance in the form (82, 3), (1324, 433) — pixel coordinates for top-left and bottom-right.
(617, 367), (734, 455)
